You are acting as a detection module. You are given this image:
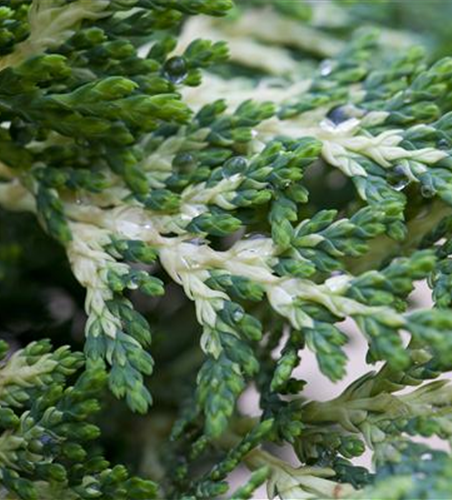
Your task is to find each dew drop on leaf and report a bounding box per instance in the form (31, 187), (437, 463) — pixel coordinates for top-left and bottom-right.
(163, 56), (188, 84)
(421, 184), (435, 198)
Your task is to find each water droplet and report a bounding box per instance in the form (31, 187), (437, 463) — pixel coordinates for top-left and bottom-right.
(243, 233), (267, 241)
(187, 237), (203, 246)
(173, 152), (195, 172)
(321, 114), (361, 134)
(327, 104), (362, 125)
(224, 156), (248, 174)
(320, 60), (333, 76)
(438, 138), (449, 150)
(421, 184), (435, 198)
(327, 106), (350, 125)
(163, 56), (188, 84)
(393, 164), (406, 177)
(39, 434), (55, 446)
(389, 164), (410, 191)
(233, 309), (244, 322)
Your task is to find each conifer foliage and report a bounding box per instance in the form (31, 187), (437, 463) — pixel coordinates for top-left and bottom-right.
(1, 1), (452, 498)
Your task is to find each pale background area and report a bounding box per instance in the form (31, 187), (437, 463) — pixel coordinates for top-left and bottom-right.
(232, 280), (449, 499)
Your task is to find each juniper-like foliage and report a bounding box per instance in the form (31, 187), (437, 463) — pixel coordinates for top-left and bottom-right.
(1, 1), (452, 499)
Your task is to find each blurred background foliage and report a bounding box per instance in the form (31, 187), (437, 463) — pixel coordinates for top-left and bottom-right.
(344, 0), (452, 59)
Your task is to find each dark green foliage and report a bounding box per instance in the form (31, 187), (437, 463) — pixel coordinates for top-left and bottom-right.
(0, 341), (157, 500)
